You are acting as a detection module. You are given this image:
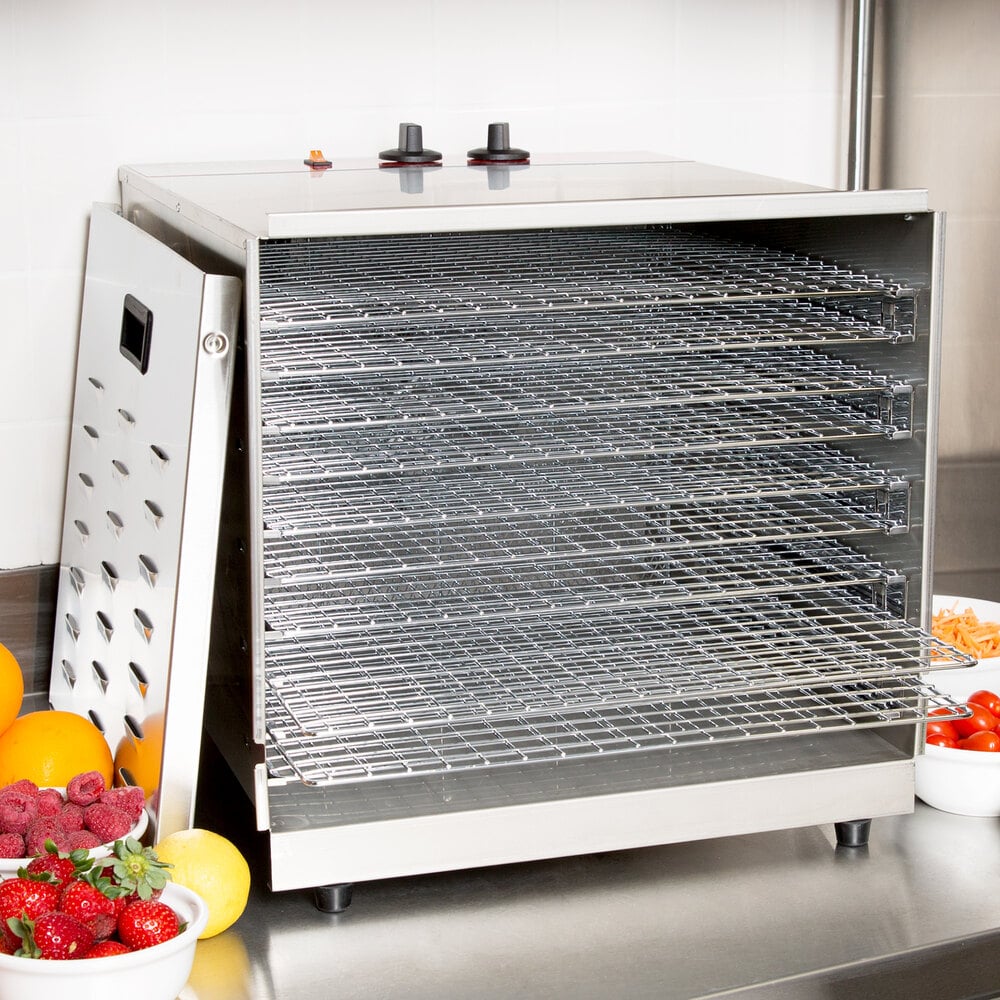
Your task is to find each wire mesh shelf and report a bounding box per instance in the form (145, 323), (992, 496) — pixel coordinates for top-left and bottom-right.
(261, 444), (908, 534)
(261, 537), (901, 638)
(257, 297), (911, 379)
(264, 591), (971, 746)
(264, 670), (964, 786)
(258, 227), (915, 327)
(260, 397), (907, 482)
(262, 493), (899, 584)
(258, 348), (910, 434)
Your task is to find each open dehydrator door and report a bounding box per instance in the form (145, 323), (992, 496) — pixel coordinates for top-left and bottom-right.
(49, 204), (241, 840)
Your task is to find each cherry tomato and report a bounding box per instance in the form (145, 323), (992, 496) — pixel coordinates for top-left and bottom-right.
(957, 730), (1000, 752)
(926, 732), (958, 749)
(968, 689), (1000, 718)
(925, 717), (959, 741)
(952, 702), (999, 738)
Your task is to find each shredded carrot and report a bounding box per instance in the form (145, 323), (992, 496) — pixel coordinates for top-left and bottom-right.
(932, 603), (1000, 659)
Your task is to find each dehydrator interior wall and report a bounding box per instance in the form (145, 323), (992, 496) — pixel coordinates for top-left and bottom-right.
(115, 157), (969, 899)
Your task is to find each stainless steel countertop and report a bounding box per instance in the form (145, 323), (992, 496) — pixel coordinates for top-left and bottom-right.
(182, 739), (1000, 1000)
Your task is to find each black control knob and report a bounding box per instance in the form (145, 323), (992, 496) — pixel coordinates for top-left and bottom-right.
(379, 123), (442, 165)
(467, 122), (529, 163)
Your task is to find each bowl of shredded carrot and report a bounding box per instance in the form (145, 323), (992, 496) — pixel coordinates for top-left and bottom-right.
(926, 595), (1000, 699)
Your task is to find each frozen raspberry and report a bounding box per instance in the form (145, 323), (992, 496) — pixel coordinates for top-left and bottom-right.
(83, 802), (131, 843)
(99, 786), (144, 824)
(0, 794), (37, 835)
(0, 832), (25, 857)
(35, 787), (65, 817)
(66, 770), (106, 807)
(0, 779), (39, 801)
(59, 801), (85, 833)
(24, 816), (69, 857)
(65, 829), (102, 851)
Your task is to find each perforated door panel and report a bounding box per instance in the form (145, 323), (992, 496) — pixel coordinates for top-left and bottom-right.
(50, 204), (241, 837)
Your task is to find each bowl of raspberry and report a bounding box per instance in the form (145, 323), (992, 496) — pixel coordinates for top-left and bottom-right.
(0, 772), (148, 875)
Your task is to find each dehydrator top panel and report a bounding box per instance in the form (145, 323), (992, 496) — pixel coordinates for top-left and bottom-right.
(119, 153), (929, 242)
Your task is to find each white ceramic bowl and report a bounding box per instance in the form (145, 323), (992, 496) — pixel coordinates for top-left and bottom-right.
(0, 882), (207, 1000)
(915, 741), (1000, 817)
(925, 595), (1000, 699)
(0, 791), (148, 877)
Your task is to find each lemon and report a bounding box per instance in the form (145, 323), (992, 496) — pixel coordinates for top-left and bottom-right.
(154, 828), (251, 939)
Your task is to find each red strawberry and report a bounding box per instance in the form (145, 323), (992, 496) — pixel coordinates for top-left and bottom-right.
(59, 880), (118, 940)
(0, 876), (59, 948)
(23, 853), (78, 887)
(11, 911), (94, 959)
(117, 899), (179, 950)
(85, 939), (131, 958)
(21, 838), (97, 886)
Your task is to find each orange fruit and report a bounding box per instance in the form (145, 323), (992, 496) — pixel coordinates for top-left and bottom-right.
(0, 709), (113, 788)
(0, 643), (24, 735)
(113, 713), (164, 797)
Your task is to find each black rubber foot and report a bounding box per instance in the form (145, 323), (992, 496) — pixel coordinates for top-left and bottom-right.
(834, 819), (872, 848)
(314, 883), (354, 913)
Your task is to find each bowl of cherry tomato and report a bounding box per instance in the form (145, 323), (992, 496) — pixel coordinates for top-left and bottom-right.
(915, 688), (1000, 816)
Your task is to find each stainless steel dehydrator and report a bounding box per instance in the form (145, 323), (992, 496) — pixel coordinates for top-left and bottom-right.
(52, 148), (973, 904)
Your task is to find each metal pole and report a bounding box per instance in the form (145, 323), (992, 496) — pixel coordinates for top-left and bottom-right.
(847, 0), (876, 190)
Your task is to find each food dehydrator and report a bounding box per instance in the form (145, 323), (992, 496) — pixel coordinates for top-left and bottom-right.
(51, 144), (973, 907)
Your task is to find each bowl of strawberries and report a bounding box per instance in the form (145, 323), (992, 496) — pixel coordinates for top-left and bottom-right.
(0, 838), (208, 1000)
(0, 772), (148, 876)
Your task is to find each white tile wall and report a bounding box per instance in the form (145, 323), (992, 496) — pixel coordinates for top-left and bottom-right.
(0, 0), (847, 569)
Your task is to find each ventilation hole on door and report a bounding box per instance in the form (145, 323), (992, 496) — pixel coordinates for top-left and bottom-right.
(133, 608), (154, 643)
(74, 519), (89, 542)
(100, 561), (119, 591)
(150, 444), (169, 468)
(96, 610), (114, 642)
(65, 613), (81, 643)
(144, 500), (164, 528)
(123, 714), (144, 741)
(112, 459), (130, 481)
(88, 376), (104, 393)
(68, 565), (86, 595)
(88, 709), (106, 733)
(106, 510), (124, 537)
(91, 660), (110, 693)
(83, 425), (99, 440)
(138, 554), (158, 588)
(60, 659), (77, 688)
(117, 408), (135, 429)
(128, 662), (150, 698)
